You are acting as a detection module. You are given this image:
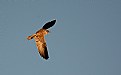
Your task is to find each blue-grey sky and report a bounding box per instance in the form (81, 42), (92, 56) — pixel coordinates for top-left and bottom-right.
(0, 0), (121, 75)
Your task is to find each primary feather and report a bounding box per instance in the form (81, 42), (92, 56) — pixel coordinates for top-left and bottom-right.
(42, 20), (56, 29)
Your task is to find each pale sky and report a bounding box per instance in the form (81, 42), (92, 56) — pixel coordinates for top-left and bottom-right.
(0, 0), (121, 75)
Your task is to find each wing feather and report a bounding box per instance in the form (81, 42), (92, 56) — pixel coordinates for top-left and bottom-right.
(34, 35), (49, 59)
(42, 20), (56, 29)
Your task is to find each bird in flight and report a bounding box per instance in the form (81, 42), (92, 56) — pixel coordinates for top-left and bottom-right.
(27, 19), (56, 60)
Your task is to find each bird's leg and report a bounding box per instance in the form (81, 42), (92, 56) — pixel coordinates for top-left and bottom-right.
(27, 34), (36, 40)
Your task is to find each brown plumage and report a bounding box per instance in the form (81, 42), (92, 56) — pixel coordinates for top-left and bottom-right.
(27, 19), (56, 60)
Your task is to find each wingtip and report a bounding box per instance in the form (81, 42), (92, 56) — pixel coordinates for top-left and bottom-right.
(42, 56), (49, 60)
(53, 19), (56, 22)
(52, 19), (56, 24)
(43, 55), (49, 60)
(39, 51), (49, 60)
(44, 57), (49, 60)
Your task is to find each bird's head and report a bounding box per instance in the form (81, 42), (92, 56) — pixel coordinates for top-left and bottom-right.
(43, 29), (49, 35)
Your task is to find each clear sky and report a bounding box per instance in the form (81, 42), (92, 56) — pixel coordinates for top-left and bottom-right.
(0, 0), (121, 75)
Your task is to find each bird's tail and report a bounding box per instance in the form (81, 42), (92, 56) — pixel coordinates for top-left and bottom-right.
(27, 34), (36, 40)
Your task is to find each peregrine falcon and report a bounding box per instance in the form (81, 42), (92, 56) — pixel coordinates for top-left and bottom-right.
(27, 19), (56, 60)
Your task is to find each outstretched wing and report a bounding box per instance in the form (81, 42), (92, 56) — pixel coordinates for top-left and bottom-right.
(34, 35), (49, 60)
(42, 19), (56, 29)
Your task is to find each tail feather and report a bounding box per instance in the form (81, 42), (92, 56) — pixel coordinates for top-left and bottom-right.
(27, 34), (36, 40)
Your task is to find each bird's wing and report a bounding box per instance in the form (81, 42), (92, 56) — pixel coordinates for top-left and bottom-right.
(34, 35), (49, 60)
(42, 19), (56, 29)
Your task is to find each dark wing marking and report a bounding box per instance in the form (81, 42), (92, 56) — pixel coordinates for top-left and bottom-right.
(34, 35), (49, 60)
(39, 43), (49, 59)
(42, 20), (56, 29)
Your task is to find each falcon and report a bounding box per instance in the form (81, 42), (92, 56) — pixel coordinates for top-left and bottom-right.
(27, 19), (56, 60)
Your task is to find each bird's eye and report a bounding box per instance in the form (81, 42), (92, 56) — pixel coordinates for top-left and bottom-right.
(46, 30), (49, 33)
